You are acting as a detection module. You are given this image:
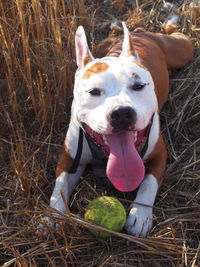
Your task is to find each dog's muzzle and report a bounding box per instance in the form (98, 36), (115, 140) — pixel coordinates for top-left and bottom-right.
(108, 106), (137, 132)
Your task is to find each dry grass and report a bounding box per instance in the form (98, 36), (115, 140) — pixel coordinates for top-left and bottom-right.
(0, 0), (200, 266)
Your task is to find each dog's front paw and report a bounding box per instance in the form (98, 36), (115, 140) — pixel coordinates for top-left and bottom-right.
(125, 204), (153, 237)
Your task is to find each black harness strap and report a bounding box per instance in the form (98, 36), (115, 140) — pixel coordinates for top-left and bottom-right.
(68, 127), (84, 173)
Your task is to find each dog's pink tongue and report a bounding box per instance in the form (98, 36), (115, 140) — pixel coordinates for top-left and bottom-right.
(106, 131), (145, 192)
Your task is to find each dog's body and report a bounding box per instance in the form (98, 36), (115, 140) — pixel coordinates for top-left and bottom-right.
(49, 18), (193, 237)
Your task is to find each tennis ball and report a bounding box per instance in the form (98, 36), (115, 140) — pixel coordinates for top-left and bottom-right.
(84, 196), (126, 238)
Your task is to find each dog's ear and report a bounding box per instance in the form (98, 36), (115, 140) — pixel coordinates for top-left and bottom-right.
(75, 26), (94, 69)
(120, 22), (135, 58)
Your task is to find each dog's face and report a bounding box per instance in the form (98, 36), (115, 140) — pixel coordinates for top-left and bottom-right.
(74, 57), (157, 135)
(72, 23), (158, 192)
(73, 24), (158, 136)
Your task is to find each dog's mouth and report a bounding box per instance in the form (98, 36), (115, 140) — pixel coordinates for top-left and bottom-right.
(83, 123), (152, 192)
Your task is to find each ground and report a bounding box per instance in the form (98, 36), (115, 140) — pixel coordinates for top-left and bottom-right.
(0, 0), (200, 266)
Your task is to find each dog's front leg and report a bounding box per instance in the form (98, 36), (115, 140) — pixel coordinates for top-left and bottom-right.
(40, 167), (86, 232)
(40, 121), (92, 231)
(125, 134), (167, 237)
(125, 174), (159, 237)
(50, 121), (92, 214)
(50, 166), (86, 214)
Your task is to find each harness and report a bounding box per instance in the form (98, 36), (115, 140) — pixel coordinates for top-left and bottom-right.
(69, 115), (154, 187)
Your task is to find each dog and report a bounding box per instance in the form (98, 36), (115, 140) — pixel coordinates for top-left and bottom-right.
(47, 15), (193, 237)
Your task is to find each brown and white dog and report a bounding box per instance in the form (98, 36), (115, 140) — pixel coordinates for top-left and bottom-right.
(48, 16), (193, 237)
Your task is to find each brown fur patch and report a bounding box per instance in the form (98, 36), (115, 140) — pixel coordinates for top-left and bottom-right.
(56, 139), (73, 177)
(82, 62), (109, 79)
(164, 24), (177, 35)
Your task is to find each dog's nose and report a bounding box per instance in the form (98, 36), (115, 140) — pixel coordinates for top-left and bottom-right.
(109, 107), (136, 131)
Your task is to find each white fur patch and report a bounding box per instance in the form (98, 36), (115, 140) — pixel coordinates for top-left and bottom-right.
(125, 174), (158, 237)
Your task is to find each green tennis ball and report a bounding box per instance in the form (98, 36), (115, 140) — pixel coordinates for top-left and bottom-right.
(84, 196), (127, 238)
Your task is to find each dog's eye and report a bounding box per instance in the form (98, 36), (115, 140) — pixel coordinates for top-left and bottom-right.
(89, 88), (101, 96)
(129, 83), (146, 91)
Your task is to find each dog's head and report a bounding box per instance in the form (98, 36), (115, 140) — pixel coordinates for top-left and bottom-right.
(72, 23), (158, 192)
